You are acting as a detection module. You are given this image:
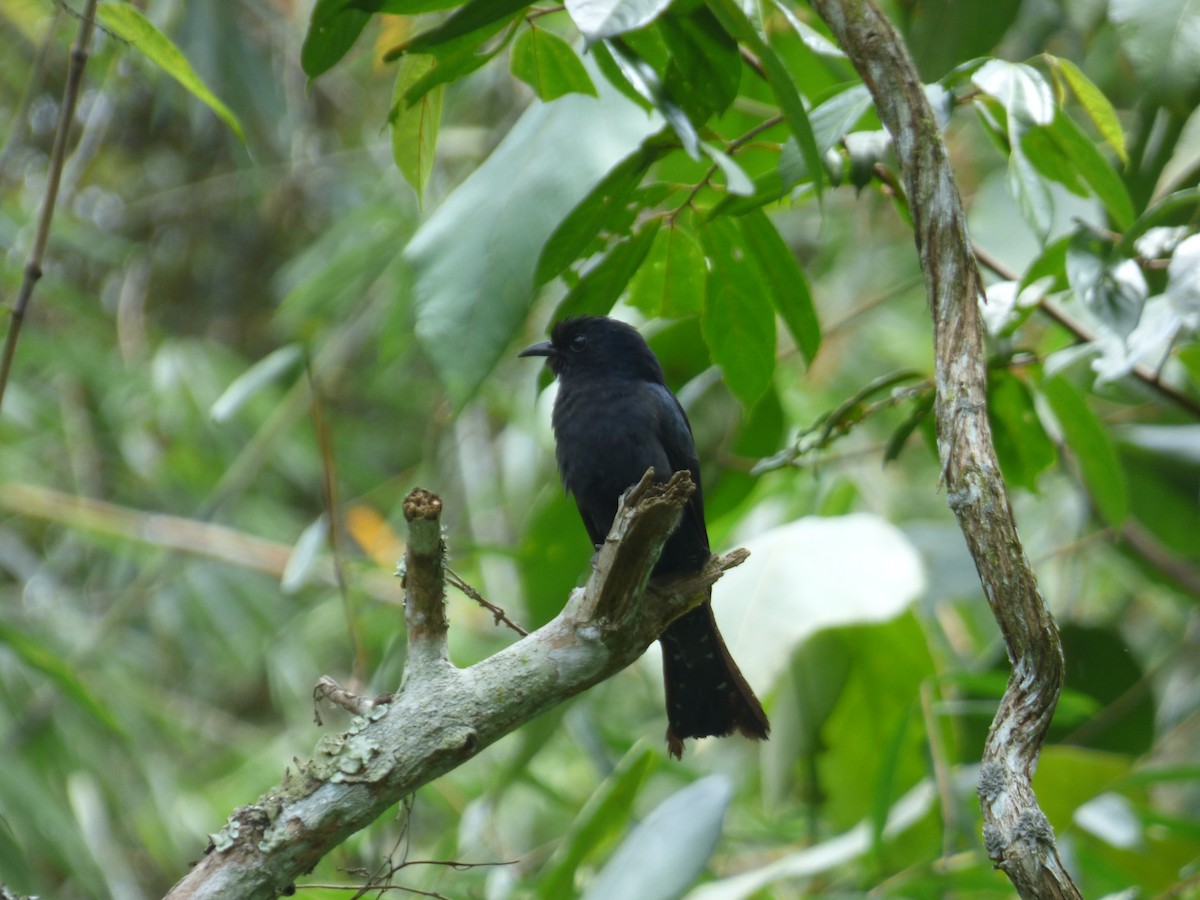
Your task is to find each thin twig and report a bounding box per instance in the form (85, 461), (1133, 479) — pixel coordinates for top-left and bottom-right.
(446, 568), (528, 636)
(0, 0), (99, 412)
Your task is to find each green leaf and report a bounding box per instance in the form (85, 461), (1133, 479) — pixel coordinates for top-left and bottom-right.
(582, 776), (732, 900)
(705, 0), (824, 197)
(1045, 54), (1128, 164)
(659, 8), (741, 120)
(98, 3), (245, 142)
(536, 143), (662, 285)
(402, 0), (530, 53)
(210, 344), (304, 424)
(406, 87), (658, 406)
(511, 26), (598, 101)
(402, 23), (514, 105)
(905, 0), (1023, 81)
(1044, 112), (1135, 230)
(300, 0), (371, 78)
(987, 369), (1056, 492)
(739, 208), (821, 364)
(626, 222), (705, 316)
(565, 0), (674, 41)
(390, 55), (443, 201)
(1040, 375), (1129, 525)
(554, 220), (662, 320)
(699, 217), (777, 407)
(0, 619), (124, 737)
(536, 746), (656, 900)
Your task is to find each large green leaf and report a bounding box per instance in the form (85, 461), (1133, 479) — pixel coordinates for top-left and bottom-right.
(98, 3), (245, 141)
(1044, 112), (1135, 230)
(511, 26), (598, 101)
(1040, 375), (1129, 525)
(582, 775), (732, 900)
(402, 0), (530, 53)
(905, 0), (1023, 81)
(659, 8), (741, 121)
(536, 745), (656, 899)
(553, 219), (662, 320)
(390, 54), (443, 201)
(626, 221), (705, 316)
(699, 217), (777, 408)
(739, 208), (821, 364)
(405, 86), (658, 406)
(987, 369), (1056, 492)
(1110, 0), (1200, 101)
(536, 142), (664, 286)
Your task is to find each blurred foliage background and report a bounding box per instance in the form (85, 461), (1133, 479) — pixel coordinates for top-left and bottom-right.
(1, 0), (1199, 897)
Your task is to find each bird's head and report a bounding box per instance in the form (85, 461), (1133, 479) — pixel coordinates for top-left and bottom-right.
(518, 316), (666, 384)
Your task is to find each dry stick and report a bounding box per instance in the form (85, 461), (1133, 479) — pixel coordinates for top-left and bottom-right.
(806, 1), (1081, 896)
(0, 0), (99, 412)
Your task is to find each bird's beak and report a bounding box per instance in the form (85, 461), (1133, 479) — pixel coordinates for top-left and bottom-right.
(518, 340), (555, 358)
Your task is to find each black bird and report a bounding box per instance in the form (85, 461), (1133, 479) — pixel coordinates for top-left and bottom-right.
(520, 316), (769, 757)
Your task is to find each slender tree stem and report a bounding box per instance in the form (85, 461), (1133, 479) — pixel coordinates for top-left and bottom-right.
(0, 0), (99, 412)
(807, 1), (1080, 895)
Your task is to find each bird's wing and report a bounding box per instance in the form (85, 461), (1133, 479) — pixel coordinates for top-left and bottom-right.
(646, 382), (709, 549)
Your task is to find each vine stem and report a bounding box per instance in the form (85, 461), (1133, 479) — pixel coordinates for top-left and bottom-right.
(0, 0), (100, 413)
(807, 1), (1081, 895)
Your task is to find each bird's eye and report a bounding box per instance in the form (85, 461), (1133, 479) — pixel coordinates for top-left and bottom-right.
(569, 334), (588, 352)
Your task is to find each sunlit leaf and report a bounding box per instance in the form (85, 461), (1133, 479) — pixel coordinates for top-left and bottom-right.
(390, 54), (443, 201)
(99, 3), (246, 141)
(1045, 54), (1128, 164)
(971, 59), (1055, 126)
(566, 0), (674, 41)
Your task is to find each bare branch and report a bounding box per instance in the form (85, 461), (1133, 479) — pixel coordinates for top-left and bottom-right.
(806, 1), (1080, 895)
(164, 471), (742, 899)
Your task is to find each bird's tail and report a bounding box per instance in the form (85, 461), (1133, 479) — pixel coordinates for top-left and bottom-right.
(658, 595), (769, 758)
